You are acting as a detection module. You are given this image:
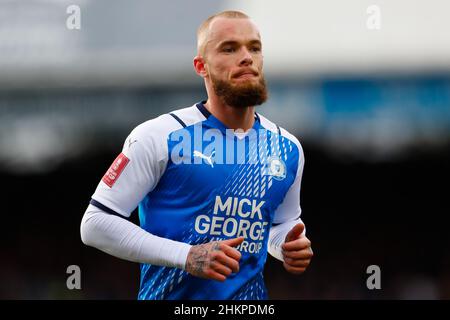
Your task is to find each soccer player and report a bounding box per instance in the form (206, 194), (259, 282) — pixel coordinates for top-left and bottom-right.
(80, 10), (313, 300)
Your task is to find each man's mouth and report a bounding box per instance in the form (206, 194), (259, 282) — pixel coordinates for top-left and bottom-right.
(234, 70), (258, 79)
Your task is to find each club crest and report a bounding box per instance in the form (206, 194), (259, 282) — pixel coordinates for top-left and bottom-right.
(266, 156), (286, 180)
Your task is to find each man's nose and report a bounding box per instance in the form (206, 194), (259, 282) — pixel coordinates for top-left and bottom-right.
(239, 47), (253, 66)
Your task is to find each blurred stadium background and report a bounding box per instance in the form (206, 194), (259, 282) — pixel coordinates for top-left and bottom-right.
(1, 0), (449, 299)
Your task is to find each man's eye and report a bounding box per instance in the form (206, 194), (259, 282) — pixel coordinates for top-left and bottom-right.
(222, 47), (235, 53)
(251, 47), (261, 53)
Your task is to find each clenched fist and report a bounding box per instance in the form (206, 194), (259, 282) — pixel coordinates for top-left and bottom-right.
(185, 237), (244, 281)
(282, 223), (313, 274)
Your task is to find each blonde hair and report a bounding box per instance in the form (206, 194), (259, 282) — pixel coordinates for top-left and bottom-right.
(197, 10), (250, 56)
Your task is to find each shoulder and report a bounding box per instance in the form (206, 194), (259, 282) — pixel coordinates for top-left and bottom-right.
(121, 104), (205, 162)
(129, 104), (205, 141)
(257, 113), (304, 158)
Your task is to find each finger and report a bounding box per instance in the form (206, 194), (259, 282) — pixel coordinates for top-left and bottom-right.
(283, 262), (306, 275)
(282, 248), (314, 260)
(205, 269), (227, 282)
(214, 252), (240, 273)
(283, 257), (311, 268)
(210, 261), (233, 277)
(220, 243), (242, 261)
(282, 237), (311, 251)
(285, 223), (305, 242)
(221, 236), (245, 248)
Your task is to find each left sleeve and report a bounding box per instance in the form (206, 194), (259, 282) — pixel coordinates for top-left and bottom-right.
(268, 137), (305, 262)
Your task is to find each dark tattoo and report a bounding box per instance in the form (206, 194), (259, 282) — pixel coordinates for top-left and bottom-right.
(186, 241), (221, 278)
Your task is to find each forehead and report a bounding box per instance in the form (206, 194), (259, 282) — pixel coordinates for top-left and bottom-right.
(207, 17), (261, 45)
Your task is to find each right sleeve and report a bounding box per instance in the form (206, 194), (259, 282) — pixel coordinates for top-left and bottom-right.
(90, 122), (167, 217)
(80, 204), (191, 269)
(83, 117), (192, 268)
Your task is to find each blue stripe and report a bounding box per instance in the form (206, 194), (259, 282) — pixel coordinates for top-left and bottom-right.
(272, 214), (301, 227)
(169, 113), (187, 128)
(90, 199), (129, 219)
(196, 101), (211, 119)
(255, 112), (261, 123)
(276, 124), (281, 136)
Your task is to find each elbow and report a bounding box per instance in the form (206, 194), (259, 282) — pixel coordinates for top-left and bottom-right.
(80, 213), (96, 247)
(80, 216), (90, 246)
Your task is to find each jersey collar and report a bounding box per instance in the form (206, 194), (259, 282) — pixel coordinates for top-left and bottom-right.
(196, 101), (261, 133)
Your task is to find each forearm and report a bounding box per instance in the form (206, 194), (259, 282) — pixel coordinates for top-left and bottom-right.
(80, 205), (191, 269)
(268, 218), (304, 262)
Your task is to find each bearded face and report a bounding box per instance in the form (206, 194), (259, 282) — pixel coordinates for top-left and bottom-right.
(210, 71), (268, 108)
(195, 17), (268, 109)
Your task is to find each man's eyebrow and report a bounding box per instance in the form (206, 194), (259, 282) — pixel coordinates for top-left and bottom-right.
(217, 40), (239, 48)
(217, 39), (262, 48)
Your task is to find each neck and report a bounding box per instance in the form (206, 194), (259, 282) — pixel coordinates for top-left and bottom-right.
(204, 95), (255, 131)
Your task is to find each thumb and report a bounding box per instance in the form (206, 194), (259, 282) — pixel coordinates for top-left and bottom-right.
(221, 236), (245, 248)
(285, 223), (305, 243)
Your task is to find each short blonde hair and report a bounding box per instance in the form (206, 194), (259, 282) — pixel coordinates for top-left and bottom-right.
(197, 10), (250, 56)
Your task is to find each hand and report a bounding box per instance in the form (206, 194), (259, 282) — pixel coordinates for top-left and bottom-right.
(185, 237), (244, 282)
(282, 223), (313, 275)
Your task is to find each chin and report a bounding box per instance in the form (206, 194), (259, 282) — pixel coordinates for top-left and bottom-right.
(232, 78), (258, 86)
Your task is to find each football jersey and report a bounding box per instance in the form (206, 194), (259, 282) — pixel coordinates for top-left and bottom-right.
(90, 101), (305, 300)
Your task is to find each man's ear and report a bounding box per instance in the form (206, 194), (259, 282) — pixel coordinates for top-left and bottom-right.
(193, 55), (208, 78)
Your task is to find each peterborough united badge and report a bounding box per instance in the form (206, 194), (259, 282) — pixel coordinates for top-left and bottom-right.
(266, 156), (287, 180)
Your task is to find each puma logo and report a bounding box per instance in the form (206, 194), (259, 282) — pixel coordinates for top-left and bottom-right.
(128, 138), (138, 149)
(193, 150), (215, 168)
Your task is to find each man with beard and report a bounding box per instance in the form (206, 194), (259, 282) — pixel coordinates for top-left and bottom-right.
(80, 10), (313, 300)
